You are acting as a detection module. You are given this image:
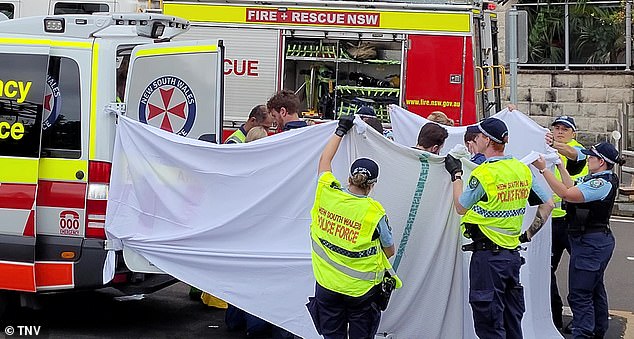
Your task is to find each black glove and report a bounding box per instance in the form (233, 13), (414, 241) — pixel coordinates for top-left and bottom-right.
(444, 154), (463, 182)
(519, 232), (531, 243)
(335, 114), (354, 137)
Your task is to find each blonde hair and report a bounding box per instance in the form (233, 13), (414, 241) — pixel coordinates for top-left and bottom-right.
(349, 173), (373, 190)
(245, 126), (268, 142)
(427, 111), (454, 126)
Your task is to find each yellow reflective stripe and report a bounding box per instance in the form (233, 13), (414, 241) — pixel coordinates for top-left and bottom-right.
(38, 159), (88, 182)
(133, 45), (218, 57)
(51, 41), (92, 49)
(380, 11), (470, 32)
(165, 3), (471, 33)
(0, 158), (38, 183)
(0, 38), (91, 49)
(0, 38), (51, 46)
(89, 42), (99, 159)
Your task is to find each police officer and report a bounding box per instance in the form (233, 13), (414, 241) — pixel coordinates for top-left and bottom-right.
(546, 115), (589, 330)
(307, 116), (402, 339)
(532, 142), (624, 339)
(445, 117), (553, 339)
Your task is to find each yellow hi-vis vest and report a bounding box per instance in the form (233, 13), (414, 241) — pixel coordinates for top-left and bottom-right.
(552, 139), (589, 218)
(225, 127), (246, 144)
(461, 158), (532, 249)
(310, 172), (402, 297)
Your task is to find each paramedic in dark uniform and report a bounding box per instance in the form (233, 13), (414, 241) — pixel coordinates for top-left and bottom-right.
(532, 142), (623, 339)
(307, 115), (402, 339)
(445, 117), (553, 339)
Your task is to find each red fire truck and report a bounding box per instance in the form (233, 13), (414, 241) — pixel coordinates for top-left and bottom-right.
(163, 0), (504, 138)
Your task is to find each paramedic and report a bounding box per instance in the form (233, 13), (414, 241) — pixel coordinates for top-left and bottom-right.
(225, 105), (273, 144)
(267, 90), (308, 132)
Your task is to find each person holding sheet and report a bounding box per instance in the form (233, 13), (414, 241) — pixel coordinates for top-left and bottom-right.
(532, 142), (623, 339)
(445, 117), (553, 339)
(307, 115), (402, 339)
(545, 115), (589, 330)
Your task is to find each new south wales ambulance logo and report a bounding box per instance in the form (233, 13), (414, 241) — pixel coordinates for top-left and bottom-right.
(139, 76), (196, 136)
(42, 75), (61, 131)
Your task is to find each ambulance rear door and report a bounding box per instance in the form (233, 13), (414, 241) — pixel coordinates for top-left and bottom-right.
(0, 41), (50, 292)
(125, 39), (225, 143)
(120, 39), (224, 273)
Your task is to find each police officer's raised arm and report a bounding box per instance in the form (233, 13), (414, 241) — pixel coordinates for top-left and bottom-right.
(318, 115), (354, 174)
(533, 155), (585, 203)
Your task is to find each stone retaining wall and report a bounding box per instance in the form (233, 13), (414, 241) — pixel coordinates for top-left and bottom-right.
(508, 72), (633, 148)
(495, 5), (634, 148)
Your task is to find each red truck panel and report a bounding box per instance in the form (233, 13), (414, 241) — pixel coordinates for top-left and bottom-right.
(404, 34), (476, 126)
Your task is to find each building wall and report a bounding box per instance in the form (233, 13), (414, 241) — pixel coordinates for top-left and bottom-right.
(495, 5), (634, 148)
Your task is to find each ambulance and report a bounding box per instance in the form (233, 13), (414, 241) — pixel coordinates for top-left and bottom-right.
(0, 0), (151, 19)
(162, 0), (505, 136)
(0, 12), (224, 310)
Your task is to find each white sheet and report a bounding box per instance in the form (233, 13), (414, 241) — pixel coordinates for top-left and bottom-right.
(389, 105), (562, 339)
(106, 107), (562, 338)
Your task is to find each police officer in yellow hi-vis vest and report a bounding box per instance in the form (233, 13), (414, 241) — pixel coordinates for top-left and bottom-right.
(306, 115), (402, 339)
(545, 115), (589, 330)
(445, 117), (553, 339)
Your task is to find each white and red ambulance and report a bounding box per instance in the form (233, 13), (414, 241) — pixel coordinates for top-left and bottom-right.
(0, 12), (224, 311)
(0, 0), (152, 19)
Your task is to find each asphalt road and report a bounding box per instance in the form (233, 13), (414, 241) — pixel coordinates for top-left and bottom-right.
(555, 217), (634, 312)
(1, 283), (243, 338)
(0, 218), (632, 338)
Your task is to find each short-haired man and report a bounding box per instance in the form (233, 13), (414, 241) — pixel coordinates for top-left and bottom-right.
(414, 122), (449, 154)
(266, 89), (308, 131)
(445, 117), (553, 339)
(225, 105), (273, 144)
(546, 115), (589, 330)
(464, 125), (486, 165)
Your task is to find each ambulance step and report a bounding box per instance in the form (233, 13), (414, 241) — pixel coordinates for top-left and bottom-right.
(112, 274), (177, 295)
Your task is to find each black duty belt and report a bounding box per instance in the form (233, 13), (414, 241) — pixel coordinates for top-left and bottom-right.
(462, 242), (520, 252)
(572, 227), (611, 235)
(462, 224), (520, 252)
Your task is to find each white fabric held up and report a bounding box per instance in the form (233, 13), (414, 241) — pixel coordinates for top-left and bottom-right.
(106, 107), (562, 338)
(389, 105), (562, 339)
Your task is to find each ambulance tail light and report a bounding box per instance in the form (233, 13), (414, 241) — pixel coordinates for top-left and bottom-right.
(86, 161), (111, 239)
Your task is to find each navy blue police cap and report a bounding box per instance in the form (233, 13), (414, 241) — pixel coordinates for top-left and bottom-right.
(552, 115), (577, 131)
(478, 117), (508, 144)
(466, 125), (480, 134)
(357, 105), (376, 117)
(580, 142), (620, 164)
(350, 157), (379, 184)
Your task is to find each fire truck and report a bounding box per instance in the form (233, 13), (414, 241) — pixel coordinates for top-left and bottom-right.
(0, 12), (224, 312)
(162, 0), (505, 138)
